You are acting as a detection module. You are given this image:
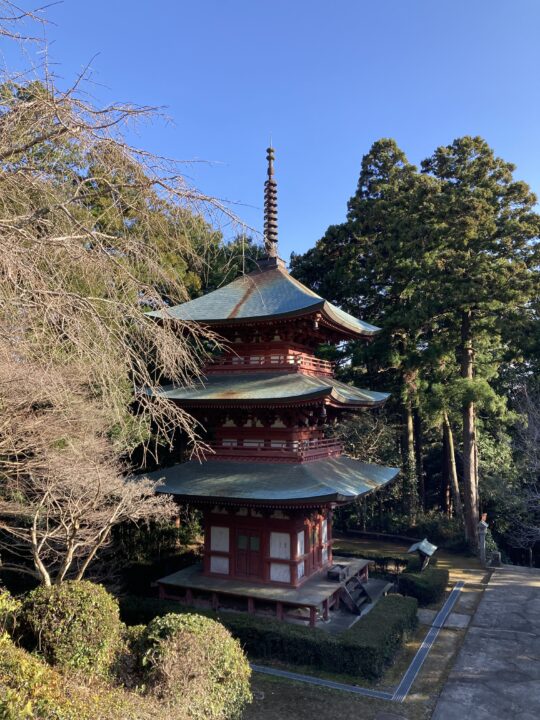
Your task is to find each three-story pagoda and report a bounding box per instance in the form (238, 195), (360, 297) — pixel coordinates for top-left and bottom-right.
(148, 149), (398, 626)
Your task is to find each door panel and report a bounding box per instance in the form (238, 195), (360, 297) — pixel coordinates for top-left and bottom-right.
(235, 530), (262, 578)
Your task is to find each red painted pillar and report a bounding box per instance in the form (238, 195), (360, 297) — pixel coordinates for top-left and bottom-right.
(327, 508), (333, 566)
(203, 509), (211, 575)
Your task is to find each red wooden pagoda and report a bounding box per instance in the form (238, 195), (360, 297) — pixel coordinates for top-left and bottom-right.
(148, 149), (398, 626)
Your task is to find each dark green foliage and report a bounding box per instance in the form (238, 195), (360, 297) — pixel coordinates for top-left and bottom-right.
(119, 594), (418, 681)
(111, 511), (202, 595)
(398, 568), (449, 606)
(291, 135), (540, 553)
(22, 581), (123, 677)
(198, 234), (267, 295)
(402, 514), (468, 552)
(334, 549), (411, 574)
(141, 613), (252, 720)
(113, 514), (201, 566)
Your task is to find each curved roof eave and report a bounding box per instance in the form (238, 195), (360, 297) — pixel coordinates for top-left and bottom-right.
(146, 456), (400, 505)
(329, 388), (390, 408)
(145, 265), (380, 339)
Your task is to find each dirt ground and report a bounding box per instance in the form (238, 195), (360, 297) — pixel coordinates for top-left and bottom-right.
(244, 537), (489, 720)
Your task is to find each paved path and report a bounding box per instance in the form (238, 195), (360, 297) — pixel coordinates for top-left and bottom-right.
(432, 565), (540, 720)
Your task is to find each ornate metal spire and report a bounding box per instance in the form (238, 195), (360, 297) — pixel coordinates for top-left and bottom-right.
(263, 146), (278, 258)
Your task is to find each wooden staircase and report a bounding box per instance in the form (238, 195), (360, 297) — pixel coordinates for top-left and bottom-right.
(340, 576), (370, 614)
(340, 577), (394, 614)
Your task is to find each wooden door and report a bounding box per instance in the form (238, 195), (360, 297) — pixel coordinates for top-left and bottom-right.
(235, 530), (262, 578)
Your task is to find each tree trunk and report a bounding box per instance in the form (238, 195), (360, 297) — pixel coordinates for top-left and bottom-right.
(413, 408), (425, 512)
(461, 310), (479, 547)
(402, 401), (418, 520)
(441, 424), (452, 516)
(443, 411), (463, 522)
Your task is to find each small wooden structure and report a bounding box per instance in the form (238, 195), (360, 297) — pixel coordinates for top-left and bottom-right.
(407, 538), (438, 570)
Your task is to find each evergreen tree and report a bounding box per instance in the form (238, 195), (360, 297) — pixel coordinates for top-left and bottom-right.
(421, 136), (540, 545)
(292, 136), (540, 549)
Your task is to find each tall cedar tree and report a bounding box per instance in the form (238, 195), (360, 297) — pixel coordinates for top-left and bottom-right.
(421, 136), (540, 546)
(291, 137), (539, 547)
(291, 139), (435, 517)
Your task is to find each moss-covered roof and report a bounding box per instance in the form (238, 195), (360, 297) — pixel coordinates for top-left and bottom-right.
(148, 456), (399, 505)
(147, 264), (379, 338)
(156, 372), (389, 408)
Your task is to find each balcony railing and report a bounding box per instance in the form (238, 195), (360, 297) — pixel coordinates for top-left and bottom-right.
(206, 437), (342, 463)
(205, 352), (334, 377)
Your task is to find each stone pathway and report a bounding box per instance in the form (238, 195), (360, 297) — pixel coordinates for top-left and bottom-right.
(432, 565), (540, 720)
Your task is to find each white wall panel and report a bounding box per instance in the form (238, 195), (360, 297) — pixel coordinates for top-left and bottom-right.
(270, 563), (291, 583)
(210, 555), (229, 574)
(210, 526), (229, 552)
(270, 532), (290, 559)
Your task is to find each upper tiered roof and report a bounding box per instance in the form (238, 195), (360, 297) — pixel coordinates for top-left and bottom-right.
(147, 262), (379, 338)
(148, 149), (378, 339)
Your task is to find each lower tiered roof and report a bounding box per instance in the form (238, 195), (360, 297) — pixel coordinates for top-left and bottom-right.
(147, 456), (399, 507)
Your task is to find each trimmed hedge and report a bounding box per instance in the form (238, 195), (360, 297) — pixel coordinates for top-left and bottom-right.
(398, 568), (449, 606)
(142, 613), (252, 720)
(120, 593), (418, 681)
(22, 580), (123, 678)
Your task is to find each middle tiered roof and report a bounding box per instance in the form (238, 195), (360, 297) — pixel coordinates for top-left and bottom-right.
(158, 372), (388, 409)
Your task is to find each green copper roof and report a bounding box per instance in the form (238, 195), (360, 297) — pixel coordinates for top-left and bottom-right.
(148, 456), (399, 505)
(156, 372), (389, 407)
(147, 264), (379, 337)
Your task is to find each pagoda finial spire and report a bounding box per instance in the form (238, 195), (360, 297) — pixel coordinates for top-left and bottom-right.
(263, 146), (278, 258)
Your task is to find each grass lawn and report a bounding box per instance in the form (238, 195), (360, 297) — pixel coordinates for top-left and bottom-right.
(244, 536), (489, 720)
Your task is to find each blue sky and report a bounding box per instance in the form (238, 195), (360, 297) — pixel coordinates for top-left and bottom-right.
(3, 1), (540, 260)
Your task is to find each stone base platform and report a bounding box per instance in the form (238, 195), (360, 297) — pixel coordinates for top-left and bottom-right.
(158, 556), (385, 627)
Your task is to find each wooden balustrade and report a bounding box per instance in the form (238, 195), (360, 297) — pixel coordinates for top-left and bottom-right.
(205, 352), (334, 377)
(207, 437), (342, 463)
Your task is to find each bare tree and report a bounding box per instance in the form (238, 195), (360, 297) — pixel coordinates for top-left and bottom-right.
(0, 2), (242, 584)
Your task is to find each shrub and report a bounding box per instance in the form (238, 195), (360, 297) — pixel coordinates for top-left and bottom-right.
(22, 580), (123, 677)
(0, 633), (148, 720)
(142, 613), (252, 720)
(120, 594), (418, 681)
(398, 568), (449, 606)
(0, 586), (21, 636)
(114, 624), (148, 690)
